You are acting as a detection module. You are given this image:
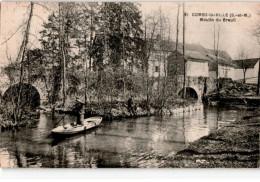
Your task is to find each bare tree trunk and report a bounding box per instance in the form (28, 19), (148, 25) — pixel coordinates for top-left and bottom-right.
(176, 3), (180, 56)
(243, 69), (246, 84)
(121, 3), (126, 100)
(158, 7), (162, 97)
(14, 2), (34, 123)
(174, 3), (180, 94)
(214, 24), (220, 98)
(84, 34), (88, 106)
(17, 2), (34, 79)
(182, 2), (186, 99)
(242, 60), (246, 84)
(89, 5), (93, 73)
(59, 2), (66, 107)
(143, 14), (150, 109)
(61, 44), (66, 106)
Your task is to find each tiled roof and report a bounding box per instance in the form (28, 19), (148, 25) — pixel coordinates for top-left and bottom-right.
(154, 39), (235, 69)
(205, 49), (232, 61)
(206, 54), (236, 70)
(182, 50), (211, 61)
(168, 49), (235, 69)
(233, 58), (259, 69)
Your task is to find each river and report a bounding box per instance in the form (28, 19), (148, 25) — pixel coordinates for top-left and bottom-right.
(0, 107), (254, 168)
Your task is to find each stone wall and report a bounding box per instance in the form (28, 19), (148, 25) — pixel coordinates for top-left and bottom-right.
(176, 75), (216, 102)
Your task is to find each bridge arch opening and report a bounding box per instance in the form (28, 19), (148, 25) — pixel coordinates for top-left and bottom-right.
(178, 87), (198, 100)
(2, 83), (40, 111)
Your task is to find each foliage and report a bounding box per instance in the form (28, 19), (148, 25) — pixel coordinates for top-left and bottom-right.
(2, 2), (181, 118)
(36, 2), (144, 105)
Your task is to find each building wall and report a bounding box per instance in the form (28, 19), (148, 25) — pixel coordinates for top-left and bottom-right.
(148, 52), (167, 77)
(186, 61), (209, 77)
(209, 71), (217, 79)
(234, 68), (254, 80)
(218, 65), (235, 79)
(209, 65), (235, 80)
(247, 60), (259, 84)
(233, 60), (259, 84)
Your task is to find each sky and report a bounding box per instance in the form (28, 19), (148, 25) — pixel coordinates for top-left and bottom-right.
(0, 1), (259, 68)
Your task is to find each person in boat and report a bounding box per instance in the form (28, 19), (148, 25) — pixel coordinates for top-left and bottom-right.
(127, 95), (136, 117)
(73, 98), (85, 126)
(51, 103), (57, 119)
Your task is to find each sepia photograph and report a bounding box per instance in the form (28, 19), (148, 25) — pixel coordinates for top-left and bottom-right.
(0, 1), (259, 168)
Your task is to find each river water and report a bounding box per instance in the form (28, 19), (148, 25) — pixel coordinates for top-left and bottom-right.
(0, 107), (254, 168)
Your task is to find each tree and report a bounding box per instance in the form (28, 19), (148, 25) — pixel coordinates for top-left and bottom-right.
(175, 3), (180, 57)
(141, 7), (175, 114)
(2, 2), (35, 123)
(98, 2), (143, 99)
(73, 2), (101, 105)
(141, 12), (159, 109)
(182, 2), (186, 99)
(38, 2), (143, 105)
(236, 45), (249, 84)
(39, 2), (81, 105)
(213, 24), (221, 98)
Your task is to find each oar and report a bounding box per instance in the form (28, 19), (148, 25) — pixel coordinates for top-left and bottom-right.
(55, 105), (76, 127)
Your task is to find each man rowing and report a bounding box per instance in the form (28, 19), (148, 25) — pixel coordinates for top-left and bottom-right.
(73, 97), (85, 126)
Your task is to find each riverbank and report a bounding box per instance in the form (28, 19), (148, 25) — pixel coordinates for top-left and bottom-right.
(206, 78), (259, 108)
(0, 98), (201, 130)
(0, 112), (40, 131)
(52, 99), (202, 121)
(165, 108), (260, 168)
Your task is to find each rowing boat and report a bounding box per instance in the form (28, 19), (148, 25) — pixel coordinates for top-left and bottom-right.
(51, 117), (102, 136)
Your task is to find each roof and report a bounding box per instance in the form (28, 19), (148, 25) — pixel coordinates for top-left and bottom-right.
(186, 50), (211, 61)
(175, 43), (232, 62)
(206, 54), (236, 69)
(168, 49), (235, 71)
(153, 39), (235, 69)
(206, 49), (232, 61)
(233, 58), (259, 69)
(172, 43), (233, 63)
(153, 40), (209, 53)
(153, 39), (233, 59)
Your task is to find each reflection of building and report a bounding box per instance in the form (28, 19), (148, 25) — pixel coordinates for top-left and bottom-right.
(233, 58), (260, 84)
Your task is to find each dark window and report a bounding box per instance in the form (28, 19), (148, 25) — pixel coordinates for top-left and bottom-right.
(155, 66), (159, 72)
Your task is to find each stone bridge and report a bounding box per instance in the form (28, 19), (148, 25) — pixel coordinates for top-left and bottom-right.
(0, 73), (48, 106)
(176, 75), (217, 102)
(0, 72), (217, 106)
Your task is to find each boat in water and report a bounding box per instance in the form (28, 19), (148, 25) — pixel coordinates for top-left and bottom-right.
(51, 117), (102, 136)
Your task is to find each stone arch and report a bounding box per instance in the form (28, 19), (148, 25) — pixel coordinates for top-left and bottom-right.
(177, 86), (202, 102)
(2, 83), (41, 110)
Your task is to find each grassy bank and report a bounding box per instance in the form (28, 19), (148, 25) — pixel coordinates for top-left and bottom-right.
(165, 109), (260, 168)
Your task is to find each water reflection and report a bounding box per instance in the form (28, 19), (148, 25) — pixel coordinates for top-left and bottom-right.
(0, 107), (253, 168)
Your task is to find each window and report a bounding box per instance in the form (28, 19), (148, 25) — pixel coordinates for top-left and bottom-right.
(155, 66), (159, 72)
(155, 55), (160, 59)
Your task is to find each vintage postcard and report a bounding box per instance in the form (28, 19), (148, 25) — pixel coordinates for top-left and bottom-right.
(0, 1), (259, 168)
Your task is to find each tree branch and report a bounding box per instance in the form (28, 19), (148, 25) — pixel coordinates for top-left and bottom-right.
(1, 22), (27, 45)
